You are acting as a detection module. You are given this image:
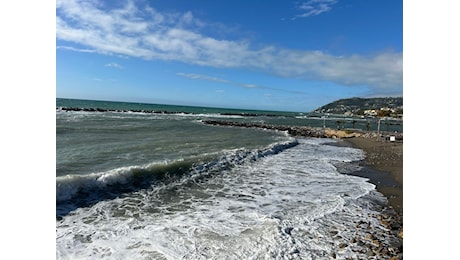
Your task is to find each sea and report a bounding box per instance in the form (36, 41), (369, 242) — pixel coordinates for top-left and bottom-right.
(56, 98), (401, 259)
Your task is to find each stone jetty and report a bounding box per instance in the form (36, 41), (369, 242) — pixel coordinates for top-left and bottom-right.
(202, 120), (363, 139)
(57, 107), (192, 115)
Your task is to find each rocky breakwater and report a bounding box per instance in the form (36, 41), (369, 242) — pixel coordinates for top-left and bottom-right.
(202, 120), (362, 139)
(57, 107), (192, 115)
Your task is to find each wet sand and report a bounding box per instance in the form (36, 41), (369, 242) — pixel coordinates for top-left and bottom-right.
(344, 137), (403, 215)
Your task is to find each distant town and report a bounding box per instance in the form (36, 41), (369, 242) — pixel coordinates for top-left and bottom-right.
(313, 97), (403, 119)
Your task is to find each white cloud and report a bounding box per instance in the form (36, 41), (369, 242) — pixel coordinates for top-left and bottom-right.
(176, 73), (229, 84)
(105, 63), (123, 69)
(294, 0), (338, 19)
(177, 72), (266, 89)
(56, 45), (97, 53)
(268, 50), (403, 92)
(56, 0), (402, 95)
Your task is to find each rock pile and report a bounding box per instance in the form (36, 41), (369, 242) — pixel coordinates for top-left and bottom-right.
(203, 120), (404, 142)
(57, 107), (192, 115)
(203, 120), (363, 139)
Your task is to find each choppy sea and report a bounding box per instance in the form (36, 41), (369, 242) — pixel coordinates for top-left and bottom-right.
(56, 98), (399, 259)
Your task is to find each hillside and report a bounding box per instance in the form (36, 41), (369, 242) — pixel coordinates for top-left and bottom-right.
(313, 97), (403, 117)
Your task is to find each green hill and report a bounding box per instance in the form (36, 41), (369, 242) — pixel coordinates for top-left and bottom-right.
(313, 97), (403, 117)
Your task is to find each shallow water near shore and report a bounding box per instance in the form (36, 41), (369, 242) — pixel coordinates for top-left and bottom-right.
(56, 98), (402, 259)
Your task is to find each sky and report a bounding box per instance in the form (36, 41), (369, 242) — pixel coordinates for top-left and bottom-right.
(56, 0), (402, 112)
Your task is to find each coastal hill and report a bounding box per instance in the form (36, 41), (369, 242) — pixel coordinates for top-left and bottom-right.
(313, 97), (403, 118)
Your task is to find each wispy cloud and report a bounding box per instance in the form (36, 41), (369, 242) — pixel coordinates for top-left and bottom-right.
(293, 0), (338, 19)
(56, 45), (98, 53)
(177, 72), (312, 96)
(176, 73), (229, 84)
(105, 63), (123, 69)
(177, 73), (262, 89)
(88, 77), (118, 82)
(56, 0), (402, 95)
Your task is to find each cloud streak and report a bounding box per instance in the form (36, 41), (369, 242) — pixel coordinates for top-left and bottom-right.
(293, 0), (338, 19)
(56, 0), (402, 95)
(177, 72), (312, 96)
(56, 46), (98, 53)
(105, 63), (123, 69)
(176, 73), (261, 89)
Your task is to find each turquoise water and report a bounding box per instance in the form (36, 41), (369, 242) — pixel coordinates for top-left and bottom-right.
(56, 98), (400, 259)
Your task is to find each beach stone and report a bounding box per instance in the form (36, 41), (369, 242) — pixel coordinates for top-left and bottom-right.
(388, 237), (402, 249)
(338, 243), (348, 249)
(364, 233), (374, 241)
(284, 227), (294, 235)
(372, 239), (380, 247)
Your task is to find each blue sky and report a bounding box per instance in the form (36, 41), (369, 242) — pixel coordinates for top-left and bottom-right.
(56, 0), (402, 112)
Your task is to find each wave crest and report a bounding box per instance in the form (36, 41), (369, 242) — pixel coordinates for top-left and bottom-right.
(56, 139), (299, 207)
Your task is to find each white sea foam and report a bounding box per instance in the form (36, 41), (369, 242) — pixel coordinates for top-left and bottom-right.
(183, 113), (245, 119)
(56, 138), (394, 259)
(56, 160), (178, 202)
(56, 139), (298, 203)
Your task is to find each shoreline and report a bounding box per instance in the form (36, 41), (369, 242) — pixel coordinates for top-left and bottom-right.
(203, 120), (403, 233)
(203, 121), (403, 214)
(340, 136), (403, 257)
(327, 137), (403, 216)
(342, 137), (403, 215)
